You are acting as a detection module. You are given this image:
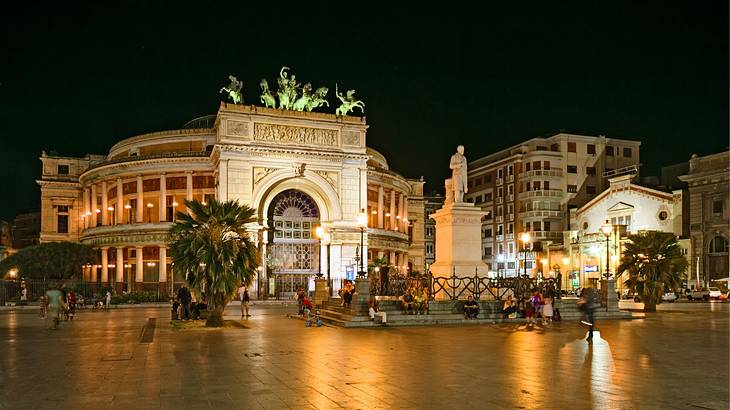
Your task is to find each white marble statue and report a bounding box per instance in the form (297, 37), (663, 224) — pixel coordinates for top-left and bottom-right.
(449, 145), (468, 203)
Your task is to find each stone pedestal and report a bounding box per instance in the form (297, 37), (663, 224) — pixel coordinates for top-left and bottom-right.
(314, 278), (329, 307)
(430, 202), (489, 299)
(351, 278), (370, 316)
(601, 279), (619, 312)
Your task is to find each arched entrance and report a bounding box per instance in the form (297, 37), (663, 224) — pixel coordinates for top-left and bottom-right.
(266, 189), (320, 299)
(707, 235), (729, 281)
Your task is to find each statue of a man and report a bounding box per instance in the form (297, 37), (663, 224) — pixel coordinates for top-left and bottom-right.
(449, 145), (468, 203)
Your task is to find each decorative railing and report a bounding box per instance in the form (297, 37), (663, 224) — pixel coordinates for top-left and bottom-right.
(369, 271), (562, 302)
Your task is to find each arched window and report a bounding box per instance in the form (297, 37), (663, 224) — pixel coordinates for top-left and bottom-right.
(709, 236), (729, 254)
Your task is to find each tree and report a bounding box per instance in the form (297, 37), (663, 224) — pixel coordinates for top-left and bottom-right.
(0, 242), (97, 279)
(168, 199), (259, 327)
(617, 231), (688, 312)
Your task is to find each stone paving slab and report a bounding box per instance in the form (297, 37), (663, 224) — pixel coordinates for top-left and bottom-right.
(0, 303), (727, 409)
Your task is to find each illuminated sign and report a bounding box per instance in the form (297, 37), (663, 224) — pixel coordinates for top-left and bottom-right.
(585, 265), (598, 273)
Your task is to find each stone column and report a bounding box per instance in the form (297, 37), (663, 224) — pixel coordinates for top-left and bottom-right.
(403, 195), (409, 229)
(351, 278), (370, 316)
(136, 175), (144, 223)
(91, 263), (98, 283)
(399, 193), (405, 231)
(135, 246), (144, 290)
(101, 181), (108, 225)
(101, 247), (109, 284)
(314, 277), (328, 307)
(115, 247), (124, 288)
(158, 246), (167, 294)
(116, 178), (123, 225)
(389, 189), (396, 230)
(159, 173), (166, 222)
(186, 172), (193, 201)
(83, 187), (90, 229)
(91, 184), (98, 226)
(377, 186), (384, 229)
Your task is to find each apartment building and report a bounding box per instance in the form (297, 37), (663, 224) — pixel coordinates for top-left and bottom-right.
(466, 133), (641, 276)
(423, 195), (444, 270)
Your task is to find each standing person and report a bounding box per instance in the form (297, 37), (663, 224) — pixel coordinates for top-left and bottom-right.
(531, 290), (544, 324)
(578, 287), (599, 342)
(45, 286), (66, 330)
(66, 291), (76, 321)
(342, 282), (354, 308)
(542, 295), (554, 325)
(39, 294), (48, 319)
(178, 286), (192, 320)
(525, 299), (535, 325)
(104, 290), (112, 311)
(238, 286), (251, 318)
(296, 287), (306, 315)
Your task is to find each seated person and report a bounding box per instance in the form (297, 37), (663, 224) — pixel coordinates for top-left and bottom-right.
(414, 290), (428, 315)
(342, 284), (354, 308)
(501, 295), (517, 319)
(463, 295), (480, 319)
(368, 299), (387, 325)
(401, 291), (415, 315)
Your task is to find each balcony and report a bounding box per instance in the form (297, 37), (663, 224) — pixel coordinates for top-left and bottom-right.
(519, 169), (564, 180)
(79, 222), (174, 247)
(507, 194), (514, 202)
(507, 174), (514, 183)
(495, 215), (503, 223)
(518, 189), (563, 200)
(526, 230), (563, 241)
(496, 234), (504, 241)
(497, 197), (503, 204)
(496, 178), (503, 186)
(505, 233), (514, 240)
(519, 209), (562, 218)
(508, 214), (514, 221)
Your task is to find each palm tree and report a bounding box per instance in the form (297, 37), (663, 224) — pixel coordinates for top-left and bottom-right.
(169, 199), (260, 327)
(616, 231), (688, 312)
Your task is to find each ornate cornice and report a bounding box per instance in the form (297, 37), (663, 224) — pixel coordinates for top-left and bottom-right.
(79, 223), (173, 247)
(218, 144), (369, 162)
(80, 154), (214, 184)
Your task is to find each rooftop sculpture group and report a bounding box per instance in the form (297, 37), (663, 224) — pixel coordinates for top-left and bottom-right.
(219, 66), (364, 116)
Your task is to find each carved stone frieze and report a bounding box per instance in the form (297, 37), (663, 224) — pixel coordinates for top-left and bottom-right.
(227, 120), (251, 137)
(253, 123), (338, 147)
(341, 131), (360, 146)
(314, 170), (338, 191)
(253, 167), (278, 186)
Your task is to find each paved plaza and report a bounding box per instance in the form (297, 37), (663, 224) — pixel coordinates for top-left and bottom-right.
(0, 303), (727, 410)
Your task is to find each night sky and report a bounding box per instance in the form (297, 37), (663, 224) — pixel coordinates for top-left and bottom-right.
(1, 1), (727, 221)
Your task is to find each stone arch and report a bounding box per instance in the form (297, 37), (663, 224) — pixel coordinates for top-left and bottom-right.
(252, 169), (342, 225)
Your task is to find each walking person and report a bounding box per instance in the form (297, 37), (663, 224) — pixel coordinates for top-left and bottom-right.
(238, 285), (251, 318)
(578, 287), (599, 342)
(104, 290), (112, 311)
(66, 291), (76, 321)
(542, 295), (554, 325)
(178, 286), (192, 320)
(45, 285), (66, 330)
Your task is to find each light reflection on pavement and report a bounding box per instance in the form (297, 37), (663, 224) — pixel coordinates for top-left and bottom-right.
(0, 302), (727, 409)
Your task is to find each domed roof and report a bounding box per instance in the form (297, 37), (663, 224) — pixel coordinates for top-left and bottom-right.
(366, 147), (389, 170)
(182, 115), (216, 129)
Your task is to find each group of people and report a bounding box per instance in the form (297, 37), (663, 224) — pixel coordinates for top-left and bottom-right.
(499, 291), (559, 325)
(401, 287), (428, 315)
(337, 281), (355, 308)
(171, 286), (207, 320)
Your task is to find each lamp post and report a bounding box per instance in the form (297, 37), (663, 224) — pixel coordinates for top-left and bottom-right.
(107, 206), (115, 225)
(357, 210), (368, 278)
(146, 202), (153, 223)
(316, 226), (332, 296)
(520, 232), (531, 278)
(600, 220), (613, 281)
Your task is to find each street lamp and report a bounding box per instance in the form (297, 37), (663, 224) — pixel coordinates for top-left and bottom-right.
(600, 220), (613, 281)
(357, 209), (368, 278)
(107, 206), (115, 225)
(316, 226), (332, 294)
(146, 202), (153, 223)
(520, 232), (531, 277)
(124, 204), (132, 223)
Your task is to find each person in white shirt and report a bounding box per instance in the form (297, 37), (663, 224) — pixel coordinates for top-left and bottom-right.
(368, 298), (387, 325)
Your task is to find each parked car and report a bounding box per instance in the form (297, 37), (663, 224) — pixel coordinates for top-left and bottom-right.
(661, 292), (677, 303)
(621, 290), (642, 303)
(685, 288), (710, 301)
(708, 287), (722, 299)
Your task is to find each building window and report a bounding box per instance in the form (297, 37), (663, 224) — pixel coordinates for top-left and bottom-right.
(508, 165), (513, 176)
(587, 144), (596, 154)
(536, 146), (547, 151)
(567, 185), (577, 193)
(623, 147), (632, 157)
(166, 196), (175, 221)
(498, 168), (503, 178)
(508, 223), (514, 234)
(567, 165), (577, 174)
(497, 206), (503, 217)
(468, 180), (473, 188)
(484, 247), (492, 257)
(713, 199), (723, 215)
(533, 181), (541, 191)
(543, 161), (550, 170)
(507, 204), (513, 215)
(485, 193), (493, 202)
(507, 262), (516, 269)
(525, 221), (531, 231)
(606, 146), (614, 156)
(485, 228), (492, 238)
(709, 236), (729, 253)
(544, 221), (551, 231)
(526, 261), (534, 269)
(568, 142), (576, 152)
(526, 163), (531, 172)
(57, 205), (69, 233)
(498, 187), (503, 198)
(475, 195), (482, 204)
(533, 221), (541, 231)
(475, 177), (482, 186)
(57, 165), (69, 175)
(658, 211), (668, 221)
(543, 181), (550, 190)
(497, 225), (503, 235)
(586, 166), (596, 176)
(508, 242), (514, 254)
(533, 161), (541, 170)
(586, 186), (597, 195)
(550, 143), (560, 152)
(508, 185), (514, 195)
